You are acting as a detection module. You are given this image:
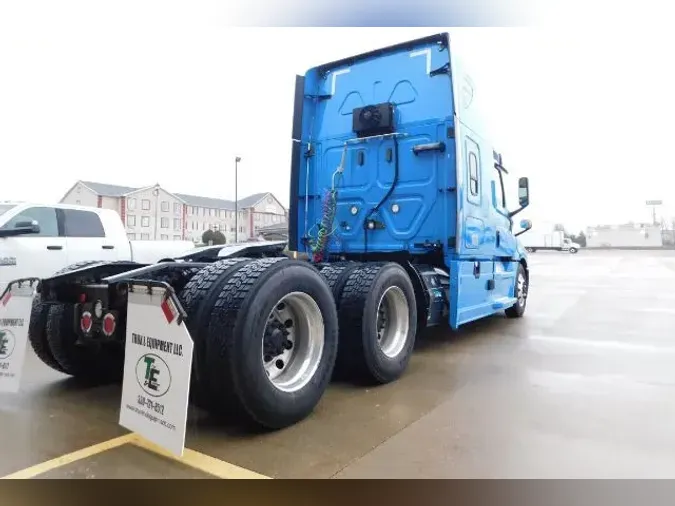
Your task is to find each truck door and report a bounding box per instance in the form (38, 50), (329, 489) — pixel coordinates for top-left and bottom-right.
(59, 208), (118, 265)
(488, 160), (520, 301)
(0, 206), (67, 282)
(448, 132), (495, 329)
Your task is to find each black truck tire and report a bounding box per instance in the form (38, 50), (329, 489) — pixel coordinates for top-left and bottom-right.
(28, 260), (109, 373)
(505, 263), (528, 318)
(335, 262), (417, 384)
(28, 294), (66, 373)
(318, 262), (362, 306)
(202, 257), (339, 430)
(45, 303), (124, 383)
(177, 258), (255, 408)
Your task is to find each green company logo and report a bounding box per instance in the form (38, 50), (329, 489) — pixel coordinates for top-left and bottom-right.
(0, 329), (15, 360)
(136, 353), (171, 397)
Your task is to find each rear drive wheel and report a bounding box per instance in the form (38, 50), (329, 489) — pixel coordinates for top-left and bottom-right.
(569, 247), (578, 254)
(176, 258), (255, 408)
(28, 294), (65, 373)
(505, 263), (528, 318)
(318, 262), (362, 306)
(203, 257), (338, 429)
(336, 262), (417, 384)
(45, 303), (124, 383)
(28, 260), (110, 374)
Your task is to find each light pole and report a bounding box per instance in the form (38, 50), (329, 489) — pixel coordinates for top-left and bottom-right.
(235, 156), (241, 243)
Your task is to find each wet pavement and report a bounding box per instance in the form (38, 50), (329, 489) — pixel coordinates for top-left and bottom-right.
(2, 250), (675, 478)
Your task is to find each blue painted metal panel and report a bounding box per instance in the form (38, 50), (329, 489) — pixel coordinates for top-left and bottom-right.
(295, 35), (456, 256)
(291, 33), (530, 330)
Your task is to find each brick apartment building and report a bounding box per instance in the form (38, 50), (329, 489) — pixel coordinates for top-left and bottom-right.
(60, 181), (287, 243)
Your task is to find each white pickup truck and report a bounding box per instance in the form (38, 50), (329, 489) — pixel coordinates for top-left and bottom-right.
(0, 202), (195, 294)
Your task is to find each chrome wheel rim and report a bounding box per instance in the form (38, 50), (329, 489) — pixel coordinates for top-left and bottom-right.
(517, 272), (527, 306)
(375, 286), (409, 358)
(262, 292), (324, 393)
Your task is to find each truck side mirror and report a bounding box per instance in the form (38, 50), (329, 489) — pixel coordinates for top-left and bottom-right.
(515, 219), (532, 237)
(518, 177), (530, 207)
(15, 220), (40, 234)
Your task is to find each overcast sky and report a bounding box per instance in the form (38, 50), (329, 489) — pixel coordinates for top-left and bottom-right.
(1, 2), (673, 233)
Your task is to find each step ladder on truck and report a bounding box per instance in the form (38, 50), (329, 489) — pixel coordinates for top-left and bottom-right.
(0, 32), (533, 457)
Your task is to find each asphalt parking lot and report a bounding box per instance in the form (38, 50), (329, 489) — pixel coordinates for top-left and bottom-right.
(2, 249), (675, 479)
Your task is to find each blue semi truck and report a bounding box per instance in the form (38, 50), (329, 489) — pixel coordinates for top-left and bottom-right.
(1, 33), (532, 429)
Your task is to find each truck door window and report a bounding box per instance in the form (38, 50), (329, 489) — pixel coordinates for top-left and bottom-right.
(493, 166), (506, 209)
(468, 152), (479, 196)
(0, 207), (59, 237)
(62, 209), (105, 237)
(466, 137), (481, 204)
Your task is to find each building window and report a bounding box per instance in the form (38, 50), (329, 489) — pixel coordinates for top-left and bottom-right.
(191, 206), (197, 215)
(141, 233), (150, 240)
(141, 216), (150, 227)
(128, 233), (136, 240)
(75, 200), (81, 205)
(173, 235), (181, 240)
(161, 217), (169, 228)
(173, 218), (180, 230)
(127, 215), (136, 226)
(161, 234), (169, 240)
(239, 226), (244, 232)
(219, 210), (225, 218)
(174, 203), (181, 215)
(161, 201), (169, 212)
(142, 199), (151, 210)
(128, 198), (136, 210)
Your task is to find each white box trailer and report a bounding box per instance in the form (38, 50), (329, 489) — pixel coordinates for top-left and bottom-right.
(520, 230), (580, 253)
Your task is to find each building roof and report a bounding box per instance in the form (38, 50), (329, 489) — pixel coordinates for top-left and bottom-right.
(174, 193), (235, 210)
(72, 180), (282, 211)
(80, 181), (139, 197)
(174, 192), (270, 210)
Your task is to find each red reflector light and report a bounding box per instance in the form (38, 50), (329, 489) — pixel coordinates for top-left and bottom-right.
(102, 313), (116, 337)
(79, 293), (86, 303)
(80, 311), (93, 333)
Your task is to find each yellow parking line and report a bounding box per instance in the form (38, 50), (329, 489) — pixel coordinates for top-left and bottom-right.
(1, 434), (136, 479)
(1, 433), (270, 480)
(128, 434), (270, 479)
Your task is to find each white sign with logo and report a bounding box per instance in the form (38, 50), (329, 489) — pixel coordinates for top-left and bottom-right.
(0, 283), (36, 393)
(119, 286), (194, 457)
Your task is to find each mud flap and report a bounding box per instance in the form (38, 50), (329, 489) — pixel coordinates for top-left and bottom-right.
(0, 279), (38, 393)
(118, 283), (194, 457)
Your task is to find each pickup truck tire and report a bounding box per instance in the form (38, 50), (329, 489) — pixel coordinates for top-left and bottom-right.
(27, 260), (110, 374)
(45, 303), (124, 383)
(505, 263), (528, 318)
(28, 294), (66, 373)
(335, 262), (417, 385)
(176, 258), (255, 409)
(203, 257), (339, 430)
